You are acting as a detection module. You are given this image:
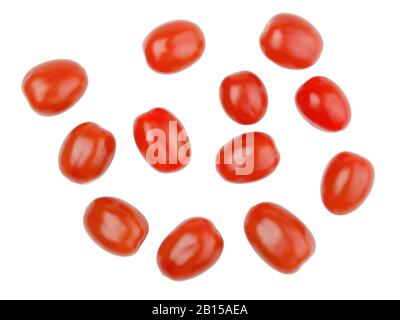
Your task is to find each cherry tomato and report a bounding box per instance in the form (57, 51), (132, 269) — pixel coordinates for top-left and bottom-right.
(322, 152), (374, 215)
(84, 197), (149, 256)
(260, 13), (323, 69)
(157, 217), (224, 281)
(59, 122), (116, 184)
(216, 132), (280, 183)
(22, 59), (88, 116)
(296, 77), (351, 132)
(143, 20), (205, 74)
(219, 71), (268, 125)
(245, 202), (315, 274)
(133, 108), (191, 173)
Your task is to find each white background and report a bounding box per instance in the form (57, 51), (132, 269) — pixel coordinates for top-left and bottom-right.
(0, 0), (398, 300)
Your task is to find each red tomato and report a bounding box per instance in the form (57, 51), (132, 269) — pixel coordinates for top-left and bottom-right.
(133, 108), (191, 173)
(296, 77), (351, 132)
(22, 59), (88, 116)
(216, 132), (280, 183)
(260, 13), (323, 69)
(84, 197), (149, 256)
(245, 202), (315, 274)
(157, 217), (224, 281)
(220, 71), (268, 125)
(322, 152), (374, 215)
(143, 20), (205, 74)
(59, 122), (116, 184)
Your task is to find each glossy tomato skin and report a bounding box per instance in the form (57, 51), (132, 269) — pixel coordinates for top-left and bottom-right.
(157, 217), (224, 281)
(84, 197), (149, 256)
(216, 132), (280, 183)
(59, 122), (116, 184)
(322, 152), (374, 215)
(245, 202), (315, 274)
(220, 71), (268, 125)
(22, 59), (88, 116)
(260, 13), (323, 69)
(143, 20), (205, 74)
(296, 77), (351, 132)
(133, 108), (191, 173)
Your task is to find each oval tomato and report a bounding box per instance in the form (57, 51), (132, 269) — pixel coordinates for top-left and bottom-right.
(220, 71), (268, 125)
(296, 76), (351, 132)
(143, 20), (205, 74)
(157, 217), (224, 281)
(260, 13), (323, 69)
(216, 132), (280, 183)
(22, 59), (88, 116)
(59, 122), (116, 184)
(245, 202), (315, 274)
(84, 197), (149, 256)
(133, 108), (191, 173)
(322, 152), (374, 215)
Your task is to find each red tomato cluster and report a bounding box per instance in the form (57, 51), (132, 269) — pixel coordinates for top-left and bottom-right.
(22, 15), (374, 280)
